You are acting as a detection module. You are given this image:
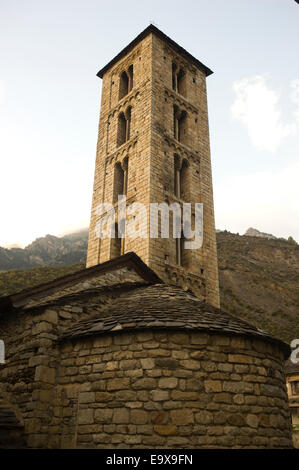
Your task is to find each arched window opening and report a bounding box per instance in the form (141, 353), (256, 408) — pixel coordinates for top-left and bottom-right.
(125, 106), (131, 142)
(176, 237), (181, 267)
(117, 113), (126, 146)
(174, 154), (181, 198)
(113, 162), (124, 203)
(176, 231), (189, 267)
(113, 158), (129, 203)
(117, 107), (131, 147)
(172, 62), (186, 97)
(180, 159), (189, 201)
(177, 68), (186, 96)
(128, 65), (133, 92)
(172, 62), (178, 91)
(119, 218), (126, 255)
(173, 156), (189, 201)
(180, 228), (189, 268)
(110, 223), (121, 259)
(173, 106), (187, 144)
(119, 71), (129, 100)
(122, 157), (129, 197)
(178, 110), (187, 144)
(119, 65), (134, 100)
(173, 105), (179, 140)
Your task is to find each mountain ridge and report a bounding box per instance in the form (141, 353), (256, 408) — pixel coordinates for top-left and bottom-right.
(0, 228), (298, 344)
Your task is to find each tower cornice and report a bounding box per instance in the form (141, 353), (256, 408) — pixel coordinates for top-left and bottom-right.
(97, 24), (213, 79)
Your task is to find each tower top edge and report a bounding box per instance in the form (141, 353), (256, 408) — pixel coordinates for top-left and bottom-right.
(96, 24), (213, 79)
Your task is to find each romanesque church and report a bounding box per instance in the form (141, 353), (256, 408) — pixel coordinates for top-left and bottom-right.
(0, 25), (294, 448)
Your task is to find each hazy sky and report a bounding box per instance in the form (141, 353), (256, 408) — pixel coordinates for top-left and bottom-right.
(0, 0), (298, 247)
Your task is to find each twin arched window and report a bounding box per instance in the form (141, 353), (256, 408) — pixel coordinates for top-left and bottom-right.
(119, 65), (133, 100)
(172, 63), (186, 97)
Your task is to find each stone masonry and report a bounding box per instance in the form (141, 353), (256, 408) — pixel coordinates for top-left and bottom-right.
(86, 25), (220, 308)
(0, 255), (293, 448)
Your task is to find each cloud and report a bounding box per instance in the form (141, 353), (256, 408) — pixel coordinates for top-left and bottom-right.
(291, 79), (299, 124)
(214, 159), (299, 242)
(231, 76), (296, 152)
(0, 81), (5, 104)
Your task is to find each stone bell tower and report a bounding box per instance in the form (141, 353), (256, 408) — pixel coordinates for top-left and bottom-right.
(86, 25), (220, 308)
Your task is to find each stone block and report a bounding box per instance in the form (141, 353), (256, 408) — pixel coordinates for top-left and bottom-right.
(217, 363), (233, 373)
(228, 354), (253, 364)
(94, 409), (113, 423)
(223, 381), (253, 394)
(78, 409), (94, 425)
(155, 358), (179, 369)
(190, 333), (209, 345)
(107, 378), (130, 391)
(132, 378), (156, 390)
(140, 358), (155, 369)
(171, 390), (198, 401)
(179, 360), (201, 370)
(119, 359), (138, 370)
(42, 310), (58, 323)
(154, 425), (177, 436)
(246, 414), (259, 428)
(106, 361), (118, 370)
(130, 409), (148, 424)
(113, 408), (130, 424)
(204, 380), (222, 393)
(195, 410), (213, 424)
(79, 392), (95, 404)
(158, 377), (178, 389)
(35, 366), (55, 384)
(170, 409), (194, 425)
(115, 390), (136, 401)
(228, 413), (246, 426)
(150, 390), (169, 401)
(91, 380), (106, 391)
(93, 336), (112, 347)
(213, 393), (232, 404)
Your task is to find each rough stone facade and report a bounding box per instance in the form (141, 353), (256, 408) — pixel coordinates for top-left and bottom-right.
(56, 331), (291, 449)
(0, 255), (293, 448)
(86, 25), (219, 308)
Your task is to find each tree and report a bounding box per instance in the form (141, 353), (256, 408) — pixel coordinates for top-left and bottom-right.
(287, 236), (297, 245)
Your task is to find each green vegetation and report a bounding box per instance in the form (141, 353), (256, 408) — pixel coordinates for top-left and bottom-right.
(217, 231), (299, 344)
(0, 264), (84, 296)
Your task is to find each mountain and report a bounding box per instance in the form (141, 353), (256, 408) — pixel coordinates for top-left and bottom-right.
(0, 229), (88, 271)
(217, 231), (299, 343)
(0, 229), (298, 344)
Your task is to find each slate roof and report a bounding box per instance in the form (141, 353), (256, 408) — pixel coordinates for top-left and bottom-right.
(97, 24), (213, 78)
(0, 253), (161, 314)
(59, 283), (290, 358)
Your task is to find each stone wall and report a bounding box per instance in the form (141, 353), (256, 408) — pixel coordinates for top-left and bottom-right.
(0, 288), (293, 449)
(52, 330), (292, 449)
(86, 29), (220, 308)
